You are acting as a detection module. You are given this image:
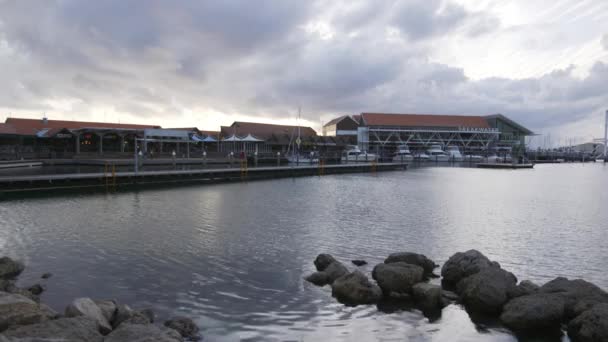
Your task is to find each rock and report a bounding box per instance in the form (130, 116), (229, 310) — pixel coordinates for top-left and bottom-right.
(372, 262), (424, 297)
(384, 252), (437, 277)
(111, 304), (152, 327)
(1, 316), (103, 342)
(351, 260), (367, 266)
(94, 300), (117, 323)
(305, 261), (349, 286)
(10, 288), (39, 303)
(440, 250), (497, 288)
(331, 271), (382, 305)
(139, 308), (155, 323)
(412, 283), (443, 311)
(112, 304), (134, 328)
(39, 304), (60, 320)
(164, 316), (200, 340)
(65, 297), (112, 335)
(0, 291), (51, 331)
(27, 284), (45, 296)
(104, 323), (183, 342)
(567, 303), (608, 342)
(313, 254), (337, 272)
(0, 258), (25, 280)
(500, 293), (566, 333)
(508, 280), (539, 299)
(41, 273), (52, 279)
(457, 267), (517, 315)
(540, 277), (608, 319)
(0, 280), (13, 293)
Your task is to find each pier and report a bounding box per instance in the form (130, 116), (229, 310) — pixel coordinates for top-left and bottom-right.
(0, 162), (407, 194)
(476, 163), (534, 169)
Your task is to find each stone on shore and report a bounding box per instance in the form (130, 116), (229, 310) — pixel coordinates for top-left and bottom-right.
(567, 303), (608, 342)
(500, 293), (566, 333)
(0, 258), (25, 280)
(164, 316), (200, 341)
(41, 273), (52, 279)
(457, 267), (517, 315)
(384, 252), (437, 277)
(65, 297), (112, 335)
(331, 271), (382, 305)
(27, 284), (45, 296)
(440, 250), (497, 288)
(305, 261), (349, 286)
(94, 300), (117, 323)
(313, 254), (337, 272)
(539, 277), (608, 319)
(507, 280), (539, 299)
(372, 262), (424, 297)
(1, 316), (103, 342)
(351, 260), (367, 266)
(0, 292), (51, 331)
(104, 323), (183, 342)
(111, 304), (153, 327)
(412, 283), (443, 311)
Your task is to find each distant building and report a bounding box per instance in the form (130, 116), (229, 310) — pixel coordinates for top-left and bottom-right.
(571, 142), (605, 156)
(322, 115), (359, 137)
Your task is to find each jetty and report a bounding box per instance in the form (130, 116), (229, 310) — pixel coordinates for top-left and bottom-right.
(0, 160), (43, 169)
(476, 163), (534, 169)
(0, 162), (407, 194)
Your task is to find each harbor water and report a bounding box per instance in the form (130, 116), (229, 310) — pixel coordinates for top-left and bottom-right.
(1, 163), (607, 341)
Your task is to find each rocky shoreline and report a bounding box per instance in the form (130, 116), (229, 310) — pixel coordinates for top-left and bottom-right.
(306, 250), (608, 341)
(0, 257), (201, 341)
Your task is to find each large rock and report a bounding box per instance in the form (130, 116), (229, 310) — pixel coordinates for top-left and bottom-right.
(507, 280), (539, 299)
(164, 317), (200, 341)
(372, 262), (424, 297)
(65, 298), (112, 335)
(104, 323), (183, 342)
(331, 271), (382, 305)
(567, 303), (608, 342)
(94, 300), (117, 323)
(500, 293), (566, 333)
(1, 316), (103, 342)
(313, 254), (337, 272)
(0, 292), (50, 331)
(540, 277), (608, 319)
(111, 304), (153, 328)
(305, 261), (349, 286)
(0, 258), (24, 280)
(457, 267), (517, 314)
(440, 250), (497, 288)
(412, 283), (443, 311)
(384, 252), (437, 277)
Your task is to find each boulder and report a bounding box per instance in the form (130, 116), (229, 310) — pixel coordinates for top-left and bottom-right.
(0, 258), (24, 280)
(65, 298), (112, 335)
(0, 280), (13, 293)
(508, 280), (539, 299)
(94, 300), (117, 323)
(139, 308), (155, 323)
(331, 271), (382, 305)
(41, 273), (52, 279)
(112, 304), (134, 328)
(305, 261), (349, 286)
(0, 292), (51, 331)
(111, 304), (153, 327)
(27, 284), (45, 296)
(500, 293), (566, 333)
(440, 250), (497, 288)
(457, 267), (517, 314)
(1, 316), (103, 342)
(372, 262), (424, 297)
(104, 323), (183, 342)
(567, 303), (608, 342)
(384, 252), (437, 277)
(313, 254), (337, 272)
(412, 283), (443, 311)
(164, 316), (200, 340)
(351, 260), (367, 267)
(540, 277), (608, 319)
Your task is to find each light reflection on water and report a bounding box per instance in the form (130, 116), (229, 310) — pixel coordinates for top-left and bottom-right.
(1, 164), (607, 341)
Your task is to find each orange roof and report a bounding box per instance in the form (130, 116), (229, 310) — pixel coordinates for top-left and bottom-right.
(4, 117), (160, 136)
(0, 123), (17, 135)
(361, 113), (490, 128)
(223, 121), (317, 139)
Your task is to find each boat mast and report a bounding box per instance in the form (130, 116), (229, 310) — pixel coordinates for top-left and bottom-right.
(604, 110), (607, 159)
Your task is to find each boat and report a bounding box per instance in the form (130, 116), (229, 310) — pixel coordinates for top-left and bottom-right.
(426, 144), (450, 162)
(413, 152), (430, 161)
(464, 154), (484, 162)
(341, 146), (377, 163)
(287, 108), (318, 165)
(392, 145), (414, 163)
(446, 146), (464, 162)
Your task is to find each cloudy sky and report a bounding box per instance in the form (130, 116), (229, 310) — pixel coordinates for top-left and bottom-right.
(1, 0), (607, 146)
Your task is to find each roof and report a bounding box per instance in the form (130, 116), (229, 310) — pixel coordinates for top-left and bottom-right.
(484, 114), (534, 135)
(360, 113), (491, 129)
(4, 117), (160, 136)
(0, 123), (17, 135)
(223, 121), (317, 139)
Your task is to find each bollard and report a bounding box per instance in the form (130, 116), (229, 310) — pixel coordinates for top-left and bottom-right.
(254, 151), (258, 167)
(203, 151), (207, 167)
(277, 152), (281, 167)
(230, 152), (234, 168)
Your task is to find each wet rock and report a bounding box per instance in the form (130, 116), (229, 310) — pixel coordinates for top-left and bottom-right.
(39, 304), (60, 320)
(305, 261), (349, 286)
(313, 254), (337, 272)
(567, 303), (608, 342)
(500, 293), (566, 333)
(331, 271), (382, 305)
(508, 280), (539, 299)
(104, 323), (182, 342)
(112, 304), (134, 328)
(440, 250), (497, 288)
(41, 273), (52, 279)
(539, 277), (608, 319)
(94, 300), (117, 323)
(457, 267), (517, 315)
(111, 304), (153, 327)
(164, 316), (200, 340)
(441, 290), (459, 307)
(372, 262), (424, 297)
(65, 297), (112, 335)
(0, 258), (25, 280)
(351, 260), (367, 267)
(139, 308), (155, 323)
(0, 291), (51, 331)
(384, 252), (437, 277)
(1, 316), (103, 342)
(412, 283), (443, 311)
(27, 284), (45, 296)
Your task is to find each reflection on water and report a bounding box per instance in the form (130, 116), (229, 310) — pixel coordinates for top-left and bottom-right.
(1, 164), (606, 341)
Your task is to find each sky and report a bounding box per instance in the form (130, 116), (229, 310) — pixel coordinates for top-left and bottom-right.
(1, 0), (607, 147)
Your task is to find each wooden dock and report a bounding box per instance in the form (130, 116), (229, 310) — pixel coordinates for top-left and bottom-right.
(0, 162), (408, 194)
(476, 163), (534, 169)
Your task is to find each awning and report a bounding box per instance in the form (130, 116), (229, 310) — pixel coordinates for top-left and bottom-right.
(240, 134), (263, 142)
(192, 135), (218, 142)
(222, 134), (242, 142)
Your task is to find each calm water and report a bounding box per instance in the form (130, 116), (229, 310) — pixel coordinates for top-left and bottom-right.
(1, 164), (607, 341)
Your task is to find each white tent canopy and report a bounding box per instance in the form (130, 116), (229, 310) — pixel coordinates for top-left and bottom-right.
(240, 134), (263, 142)
(222, 134), (242, 142)
(202, 136), (218, 142)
